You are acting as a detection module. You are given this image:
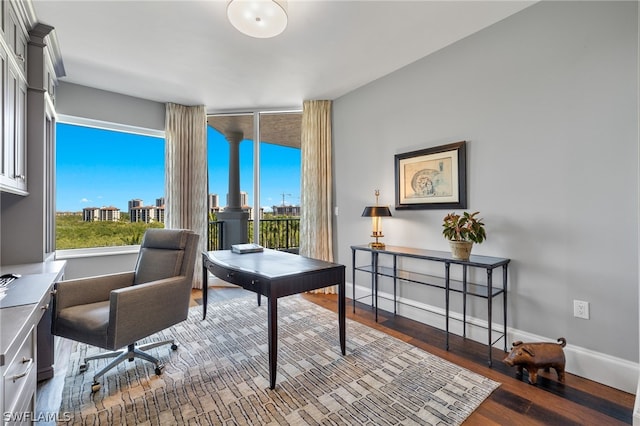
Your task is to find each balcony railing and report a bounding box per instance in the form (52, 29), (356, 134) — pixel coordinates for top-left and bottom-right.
(208, 218), (300, 253)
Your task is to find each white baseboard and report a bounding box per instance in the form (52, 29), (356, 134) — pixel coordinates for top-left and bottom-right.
(349, 283), (639, 394)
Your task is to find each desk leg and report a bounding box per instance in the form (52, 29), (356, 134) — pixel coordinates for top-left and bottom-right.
(445, 263), (450, 351)
(268, 296), (278, 389)
(487, 268), (493, 367)
(202, 259), (208, 320)
(339, 271), (346, 356)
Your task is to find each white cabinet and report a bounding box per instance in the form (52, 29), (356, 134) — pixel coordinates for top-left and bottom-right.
(1, 325), (36, 426)
(0, 42), (7, 187)
(0, 261), (66, 425)
(0, 0), (28, 195)
(5, 3), (27, 74)
(2, 58), (27, 193)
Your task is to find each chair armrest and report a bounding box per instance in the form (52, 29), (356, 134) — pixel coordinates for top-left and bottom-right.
(107, 276), (191, 348)
(55, 272), (135, 311)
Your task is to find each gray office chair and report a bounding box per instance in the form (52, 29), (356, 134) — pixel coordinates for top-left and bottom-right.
(52, 228), (199, 392)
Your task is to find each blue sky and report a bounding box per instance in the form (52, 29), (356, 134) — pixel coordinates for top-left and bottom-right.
(56, 123), (301, 212)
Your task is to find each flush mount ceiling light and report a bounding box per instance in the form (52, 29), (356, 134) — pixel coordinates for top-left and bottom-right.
(227, 0), (288, 39)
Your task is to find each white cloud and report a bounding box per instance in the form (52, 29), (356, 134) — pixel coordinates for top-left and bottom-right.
(80, 198), (92, 203)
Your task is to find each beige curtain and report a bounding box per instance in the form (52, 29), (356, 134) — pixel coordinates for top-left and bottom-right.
(165, 103), (208, 289)
(300, 100), (335, 294)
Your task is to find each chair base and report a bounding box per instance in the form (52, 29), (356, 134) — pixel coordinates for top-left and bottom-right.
(80, 339), (178, 392)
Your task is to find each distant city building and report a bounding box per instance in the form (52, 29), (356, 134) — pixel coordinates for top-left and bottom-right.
(272, 205), (301, 217)
(128, 199), (143, 210)
(130, 206), (157, 223)
(82, 207), (100, 222)
(99, 206), (121, 221)
(83, 206), (121, 222)
(155, 197), (165, 207)
(208, 194), (221, 216)
(208, 194), (219, 209)
(156, 206), (165, 223)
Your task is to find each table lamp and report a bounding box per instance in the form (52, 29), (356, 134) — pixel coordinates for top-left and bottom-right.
(361, 190), (392, 249)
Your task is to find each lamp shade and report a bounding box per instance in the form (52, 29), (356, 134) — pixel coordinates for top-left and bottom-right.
(361, 206), (392, 217)
(227, 0), (288, 39)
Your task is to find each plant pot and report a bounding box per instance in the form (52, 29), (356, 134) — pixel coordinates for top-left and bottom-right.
(449, 240), (473, 260)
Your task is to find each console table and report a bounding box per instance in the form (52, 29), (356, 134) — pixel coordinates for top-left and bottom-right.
(202, 249), (346, 389)
(351, 244), (509, 366)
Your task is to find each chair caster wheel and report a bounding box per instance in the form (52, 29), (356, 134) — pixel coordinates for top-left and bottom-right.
(155, 365), (164, 375)
(91, 382), (101, 393)
(171, 344), (178, 351)
(79, 363), (88, 373)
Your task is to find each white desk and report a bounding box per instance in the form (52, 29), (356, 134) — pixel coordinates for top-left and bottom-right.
(0, 260), (65, 424)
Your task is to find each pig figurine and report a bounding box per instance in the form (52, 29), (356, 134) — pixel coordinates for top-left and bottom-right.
(503, 337), (566, 385)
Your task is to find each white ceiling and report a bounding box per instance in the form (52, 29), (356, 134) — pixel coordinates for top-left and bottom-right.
(32, 0), (535, 113)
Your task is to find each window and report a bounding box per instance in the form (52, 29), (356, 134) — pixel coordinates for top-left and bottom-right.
(56, 119), (165, 250)
(207, 111), (301, 251)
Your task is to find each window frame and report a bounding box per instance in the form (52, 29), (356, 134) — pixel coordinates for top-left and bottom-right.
(55, 114), (165, 257)
(206, 108), (302, 247)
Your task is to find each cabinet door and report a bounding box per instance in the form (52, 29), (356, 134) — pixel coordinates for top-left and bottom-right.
(0, 42), (6, 185)
(5, 3), (26, 74)
(14, 67), (26, 190)
(2, 60), (27, 193)
(0, 0), (6, 39)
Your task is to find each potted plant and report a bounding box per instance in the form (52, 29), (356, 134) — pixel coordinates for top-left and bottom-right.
(442, 211), (487, 260)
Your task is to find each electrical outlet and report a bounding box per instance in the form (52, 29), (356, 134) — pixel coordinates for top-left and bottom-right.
(574, 300), (590, 319)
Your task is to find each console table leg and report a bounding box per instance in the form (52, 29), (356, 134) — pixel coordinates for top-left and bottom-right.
(370, 252), (375, 310)
(503, 265), (508, 352)
(487, 268), (493, 367)
(373, 252), (379, 322)
(268, 297), (278, 389)
(445, 263), (450, 351)
(352, 249), (356, 314)
(463, 265), (467, 338)
(393, 255), (397, 315)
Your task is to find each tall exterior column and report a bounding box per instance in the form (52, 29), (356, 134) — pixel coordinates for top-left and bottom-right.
(226, 131), (242, 211)
(218, 131), (249, 248)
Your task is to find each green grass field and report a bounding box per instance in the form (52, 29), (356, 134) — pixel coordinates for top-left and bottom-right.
(56, 214), (164, 249)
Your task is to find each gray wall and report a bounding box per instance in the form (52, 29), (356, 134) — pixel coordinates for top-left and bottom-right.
(56, 81), (165, 130)
(334, 0), (638, 369)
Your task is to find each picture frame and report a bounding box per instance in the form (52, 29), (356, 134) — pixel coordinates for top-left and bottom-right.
(395, 141), (467, 210)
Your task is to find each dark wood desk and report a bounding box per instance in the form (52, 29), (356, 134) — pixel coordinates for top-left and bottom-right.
(202, 249), (346, 389)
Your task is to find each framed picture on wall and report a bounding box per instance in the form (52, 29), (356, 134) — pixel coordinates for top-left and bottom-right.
(395, 141), (467, 210)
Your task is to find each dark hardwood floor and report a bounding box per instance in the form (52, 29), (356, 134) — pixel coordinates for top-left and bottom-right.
(38, 287), (635, 425)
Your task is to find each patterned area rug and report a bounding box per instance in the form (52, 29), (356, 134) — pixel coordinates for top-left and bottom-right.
(58, 294), (499, 425)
